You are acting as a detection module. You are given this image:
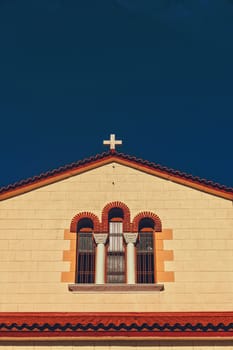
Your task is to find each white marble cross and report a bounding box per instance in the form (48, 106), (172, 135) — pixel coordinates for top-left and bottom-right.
(103, 134), (122, 150)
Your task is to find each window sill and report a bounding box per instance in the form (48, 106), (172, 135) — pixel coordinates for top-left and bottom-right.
(68, 284), (164, 293)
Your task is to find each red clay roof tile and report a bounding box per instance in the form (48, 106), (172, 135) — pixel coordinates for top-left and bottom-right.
(0, 151), (232, 199)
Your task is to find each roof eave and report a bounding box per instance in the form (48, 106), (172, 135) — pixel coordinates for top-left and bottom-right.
(0, 154), (232, 201)
(0, 311), (233, 341)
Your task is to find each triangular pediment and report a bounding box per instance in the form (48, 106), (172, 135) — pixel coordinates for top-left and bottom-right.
(0, 151), (232, 200)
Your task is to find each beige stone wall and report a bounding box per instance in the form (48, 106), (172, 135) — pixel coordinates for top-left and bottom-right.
(1, 340), (233, 349)
(0, 162), (232, 312)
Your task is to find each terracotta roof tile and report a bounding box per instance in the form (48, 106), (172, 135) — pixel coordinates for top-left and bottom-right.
(0, 151), (232, 197)
(0, 312), (233, 339)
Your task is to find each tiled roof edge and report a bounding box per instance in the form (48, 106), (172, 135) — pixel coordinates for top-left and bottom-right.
(116, 152), (233, 193)
(0, 312), (233, 339)
(1, 322), (233, 332)
(0, 152), (111, 195)
(0, 151), (232, 195)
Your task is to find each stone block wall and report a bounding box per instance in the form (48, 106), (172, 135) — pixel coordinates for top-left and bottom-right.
(0, 163), (232, 312)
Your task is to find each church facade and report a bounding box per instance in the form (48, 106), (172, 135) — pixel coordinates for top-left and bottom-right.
(0, 137), (233, 349)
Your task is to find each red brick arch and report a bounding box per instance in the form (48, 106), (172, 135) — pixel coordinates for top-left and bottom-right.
(70, 212), (101, 233)
(101, 201), (131, 232)
(132, 211), (162, 232)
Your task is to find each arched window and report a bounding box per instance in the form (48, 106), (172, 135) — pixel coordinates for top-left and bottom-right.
(136, 218), (155, 284)
(67, 205), (167, 290)
(76, 218), (95, 284)
(106, 208), (125, 283)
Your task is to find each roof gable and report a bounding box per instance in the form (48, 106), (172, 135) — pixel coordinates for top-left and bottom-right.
(0, 151), (232, 201)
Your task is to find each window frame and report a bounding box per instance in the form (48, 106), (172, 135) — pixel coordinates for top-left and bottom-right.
(76, 226), (95, 284)
(106, 219), (126, 284)
(67, 204), (166, 292)
(136, 228), (156, 284)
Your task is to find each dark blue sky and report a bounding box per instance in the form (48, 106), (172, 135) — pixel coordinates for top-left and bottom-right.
(0, 0), (232, 188)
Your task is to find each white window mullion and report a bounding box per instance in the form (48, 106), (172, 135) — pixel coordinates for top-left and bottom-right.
(94, 234), (108, 284)
(123, 233), (138, 284)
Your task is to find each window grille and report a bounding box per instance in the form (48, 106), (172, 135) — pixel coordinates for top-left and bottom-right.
(76, 232), (95, 283)
(107, 222), (125, 283)
(136, 232), (155, 283)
